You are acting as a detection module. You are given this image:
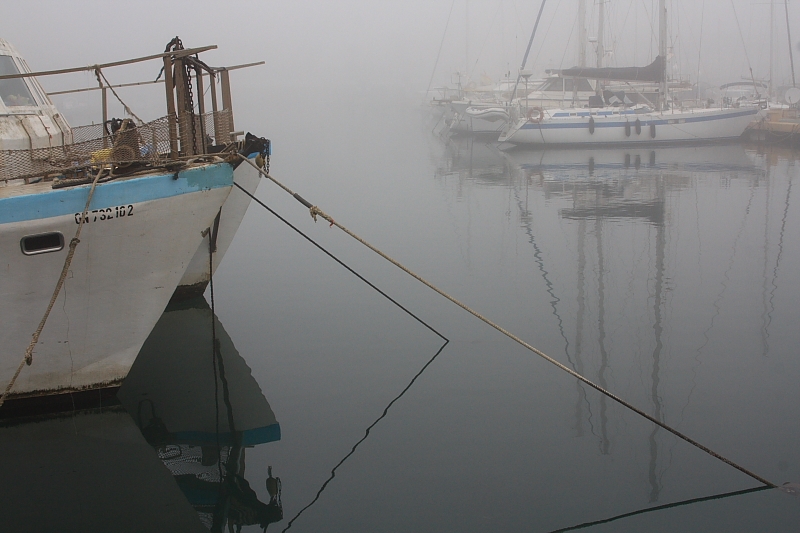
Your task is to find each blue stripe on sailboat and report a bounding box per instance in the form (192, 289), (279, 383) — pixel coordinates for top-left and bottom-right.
(520, 108), (759, 130)
(0, 162), (233, 224)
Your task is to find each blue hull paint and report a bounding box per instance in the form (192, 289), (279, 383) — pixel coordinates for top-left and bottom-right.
(520, 108), (759, 131)
(1, 162), (234, 225)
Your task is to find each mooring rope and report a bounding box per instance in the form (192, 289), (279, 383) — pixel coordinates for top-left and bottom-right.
(229, 179), (450, 531)
(548, 485), (772, 532)
(95, 68), (145, 126)
(232, 181), (447, 342)
(0, 166), (105, 409)
(238, 155), (776, 489)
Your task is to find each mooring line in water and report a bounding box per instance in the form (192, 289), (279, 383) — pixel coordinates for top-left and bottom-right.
(231, 178), (450, 531)
(281, 340), (449, 532)
(238, 155), (776, 489)
(547, 485), (772, 533)
(0, 167), (105, 410)
(232, 181), (447, 342)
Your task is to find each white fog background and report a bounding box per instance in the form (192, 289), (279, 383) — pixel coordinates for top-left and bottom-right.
(1, 0), (797, 136)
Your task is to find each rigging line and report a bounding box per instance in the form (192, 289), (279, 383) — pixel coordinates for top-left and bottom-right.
(95, 68), (145, 125)
(729, 0), (761, 96)
(232, 182), (447, 343)
(766, 174), (792, 341)
(785, 0), (797, 87)
(281, 341), (449, 532)
(680, 175), (757, 426)
(696, 0), (705, 97)
(557, 10), (579, 70)
(508, 177), (599, 440)
(761, 167), (772, 358)
(530, 0), (562, 73)
(425, 0), (458, 101)
(238, 156), (776, 489)
(636, 0), (657, 59)
(547, 485), (772, 533)
(511, 186), (572, 372)
(509, 0), (547, 103)
(468, 0), (506, 80)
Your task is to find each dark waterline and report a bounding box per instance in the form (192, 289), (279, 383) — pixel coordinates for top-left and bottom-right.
(2, 99), (800, 531)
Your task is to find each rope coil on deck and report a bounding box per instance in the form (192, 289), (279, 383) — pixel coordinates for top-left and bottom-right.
(237, 154), (777, 489)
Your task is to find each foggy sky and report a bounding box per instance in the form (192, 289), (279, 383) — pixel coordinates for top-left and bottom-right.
(1, 0), (796, 122)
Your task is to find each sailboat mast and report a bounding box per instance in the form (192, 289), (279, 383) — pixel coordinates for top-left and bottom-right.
(770, 0), (774, 100)
(597, 0), (605, 68)
(786, 0), (797, 87)
(659, 0), (668, 110)
(579, 0), (587, 67)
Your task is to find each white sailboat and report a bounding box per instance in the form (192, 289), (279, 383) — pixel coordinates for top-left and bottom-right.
(499, 0), (763, 146)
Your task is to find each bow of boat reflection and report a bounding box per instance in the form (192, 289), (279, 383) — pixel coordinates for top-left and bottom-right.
(118, 295), (283, 531)
(0, 296), (283, 532)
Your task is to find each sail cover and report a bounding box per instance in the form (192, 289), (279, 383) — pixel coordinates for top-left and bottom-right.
(557, 55), (665, 83)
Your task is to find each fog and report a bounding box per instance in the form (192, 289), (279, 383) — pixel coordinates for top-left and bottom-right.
(1, 0), (797, 131)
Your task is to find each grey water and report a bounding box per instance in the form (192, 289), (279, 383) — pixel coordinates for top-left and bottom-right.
(3, 96), (800, 531)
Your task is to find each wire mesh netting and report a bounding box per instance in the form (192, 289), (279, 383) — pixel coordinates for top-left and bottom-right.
(0, 109), (233, 183)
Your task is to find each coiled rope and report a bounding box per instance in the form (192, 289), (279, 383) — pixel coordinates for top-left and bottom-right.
(0, 167), (105, 409)
(238, 155), (776, 489)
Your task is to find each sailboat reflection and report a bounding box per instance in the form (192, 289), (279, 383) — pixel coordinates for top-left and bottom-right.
(118, 296), (282, 532)
(506, 144), (763, 504)
(435, 140), (767, 506)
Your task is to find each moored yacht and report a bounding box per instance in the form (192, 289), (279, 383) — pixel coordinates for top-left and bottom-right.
(498, 0), (763, 147)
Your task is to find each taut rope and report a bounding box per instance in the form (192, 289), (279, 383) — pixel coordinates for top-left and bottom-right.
(237, 154), (776, 489)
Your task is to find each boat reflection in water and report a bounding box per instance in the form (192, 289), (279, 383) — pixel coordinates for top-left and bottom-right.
(0, 406), (211, 532)
(434, 139), (800, 524)
(118, 296), (283, 531)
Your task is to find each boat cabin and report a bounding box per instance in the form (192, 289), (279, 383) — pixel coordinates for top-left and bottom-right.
(0, 39), (72, 151)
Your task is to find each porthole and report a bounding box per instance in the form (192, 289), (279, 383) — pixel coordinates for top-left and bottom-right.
(21, 232), (64, 255)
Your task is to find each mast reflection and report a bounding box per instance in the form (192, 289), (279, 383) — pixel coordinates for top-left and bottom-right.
(436, 140), (762, 504)
(118, 296), (283, 532)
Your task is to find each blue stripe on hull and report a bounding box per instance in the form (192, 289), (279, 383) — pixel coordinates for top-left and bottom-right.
(0, 162), (233, 225)
(520, 108), (759, 130)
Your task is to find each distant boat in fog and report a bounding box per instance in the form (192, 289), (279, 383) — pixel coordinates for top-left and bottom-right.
(498, 0), (763, 146)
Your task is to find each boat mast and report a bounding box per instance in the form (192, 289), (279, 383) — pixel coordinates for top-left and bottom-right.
(594, 0), (605, 97)
(575, 0), (587, 104)
(659, 0), (668, 110)
(786, 0), (797, 87)
(770, 0), (774, 100)
(579, 0), (587, 68)
(597, 0), (605, 69)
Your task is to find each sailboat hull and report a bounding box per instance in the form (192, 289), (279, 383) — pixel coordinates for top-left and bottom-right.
(499, 107), (762, 146)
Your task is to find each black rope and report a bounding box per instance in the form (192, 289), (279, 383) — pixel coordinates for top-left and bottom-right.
(231, 183), (450, 531)
(233, 183), (447, 342)
(547, 485), (772, 532)
(281, 340), (449, 532)
(208, 224), (226, 504)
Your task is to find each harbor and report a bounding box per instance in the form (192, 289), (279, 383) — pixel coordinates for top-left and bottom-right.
(3, 1), (800, 531)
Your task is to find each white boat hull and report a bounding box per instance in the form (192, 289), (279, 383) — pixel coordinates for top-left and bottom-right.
(499, 107), (762, 146)
(175, 155), (261, 298)
(0, 163), (233, 399)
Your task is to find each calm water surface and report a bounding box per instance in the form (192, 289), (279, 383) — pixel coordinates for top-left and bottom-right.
(3, 98), (800, 531)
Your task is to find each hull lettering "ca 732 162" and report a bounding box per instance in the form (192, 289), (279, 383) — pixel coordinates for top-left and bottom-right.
(74, 205), (134, 224)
